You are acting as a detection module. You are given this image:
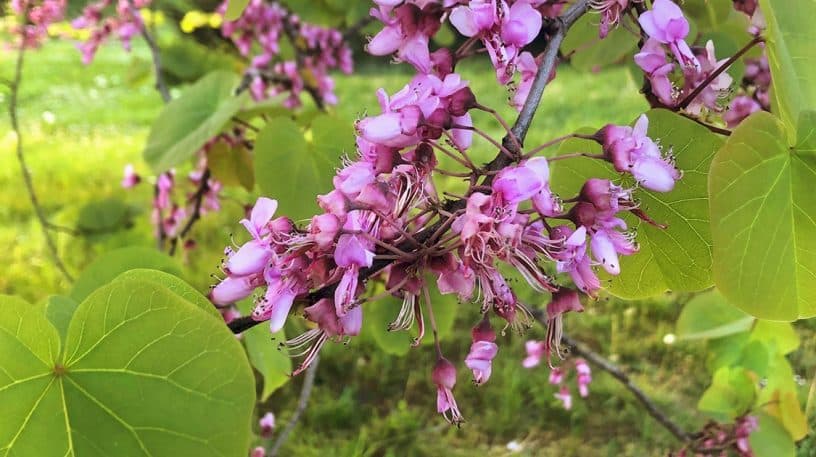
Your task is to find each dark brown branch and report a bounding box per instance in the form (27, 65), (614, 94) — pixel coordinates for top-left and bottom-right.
(558, 333), (693, 443)
(169, 169), (211, 256)
(8, 19), (74, 282)
(267, 355), (319, 457)
(137, 9), (171, 104)
(228, 0), (592, 335)
(676, 36), (763, 110)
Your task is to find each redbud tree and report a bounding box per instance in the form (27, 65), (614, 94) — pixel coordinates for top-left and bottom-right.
(1, 0), (814, 455)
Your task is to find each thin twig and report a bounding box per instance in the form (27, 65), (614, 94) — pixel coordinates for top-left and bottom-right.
(676, 36), (763, 110)
(559, 333), (693, 443)
(8, 20), (74, 282)
(267, 355), (319, 457)
(228, 0), (592, 335)
(137, 11), (171, 103)
(168, 169), (211, 255)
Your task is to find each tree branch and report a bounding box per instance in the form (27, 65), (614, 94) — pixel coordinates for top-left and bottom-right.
(137, 10), (171, 104)
(558, 333), (693, 443)
(267, 355), (319, 457)
(676, 36), (763, 110)
(8, 20), (74, 282)
(227, 0), (592, 335)
(168, 169), (211, 255)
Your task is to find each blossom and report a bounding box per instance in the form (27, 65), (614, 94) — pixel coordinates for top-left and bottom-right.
(121, 164), (141, 188)
(637, 0), (699, 71)
(432, 357), (464, 424)
(522, 340), (546, 368)
(599, 114), (681, 192)
(723, 96), (761, 128)
(367, 3), (442, 73)
(555, 385), (572, 410)
(251, 446), (266, 457)
(259, 412), (275, 438)
(542, 289), (584, 366)
(575, 358), (591, 397)
(634, 38), (676, 106)
(681, 40), (733, 116)
(591, 0), (630, 38)
(464, 318), (498, 385)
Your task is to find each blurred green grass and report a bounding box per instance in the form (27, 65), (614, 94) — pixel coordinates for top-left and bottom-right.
(4, 37), (810, 457)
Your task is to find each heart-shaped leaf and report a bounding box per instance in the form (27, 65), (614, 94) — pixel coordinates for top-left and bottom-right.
(0, 279), (255, 457)
(708, 112), (816, 320)
(144, 71), (249, 172)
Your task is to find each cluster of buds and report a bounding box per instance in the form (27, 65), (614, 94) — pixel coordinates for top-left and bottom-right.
(676, 416), (759, 457)
(9, 0), (67, 48)
(71, 0), (151, 64)
(635, 0), (733, 114)
(218, 0), (353, 107)
(524, 351), (592, 410)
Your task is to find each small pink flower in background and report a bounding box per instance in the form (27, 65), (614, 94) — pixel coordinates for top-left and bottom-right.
(555, 385), (572, 410)
(548, 366), (564, 385)
(121, 164), (140, 188)
(250, 446), (265, 457)
(259, 412), (275, 438)
(575, 358), (591, 397)
(735, 415), (758, 455)
(523, 340), (546, 368)
(723, 96), (761, 128)
(543, 289), (584, 365)
(682, 40), (733, 116)
(432, 357), (464, 424)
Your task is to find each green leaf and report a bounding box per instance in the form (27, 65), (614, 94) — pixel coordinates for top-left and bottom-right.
(254, 116), (336, 221)
(309, 114), (355, 162)
(749, 413), (796, 457)
(0, 280), (256, 457)
(44, 295), (79, 345)
(708, 112), (816, 320)
(224, 0), (250, 21)
(777, 390), (808, 440)
(697, 366), (755, 419)
(749, 320), (800, 355)
(676, 290), (754, 340)
(735, 340), (770, 375)
(682, 0), (732, 30)
(144, 71), (249, 172)
(550, 109), (721, 298)
(560, 14), (638, 72)
(208, 140), (255, 191)
(758, 0), (816, 139)
(114, 269), (219, 320)
(76, 198), (132, 233)
(362, 296), (412, 356)
(236, 300), (291, 400)
(70, 247), (181, 303)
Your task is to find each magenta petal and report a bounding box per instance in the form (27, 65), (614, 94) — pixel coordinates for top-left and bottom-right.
(225, 240), (273, 276)
(359, 112), (403, 143)
(449, 6), (480, 37)
(366, 25), (403, 55)
(631, 156), (678, 192)
(590, 230), (620, 275)
(267, 291), (295, 332)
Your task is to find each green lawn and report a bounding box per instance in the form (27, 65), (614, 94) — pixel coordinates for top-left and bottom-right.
(1, 37), (811, 456)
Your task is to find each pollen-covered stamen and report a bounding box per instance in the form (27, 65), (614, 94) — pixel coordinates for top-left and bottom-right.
(290, 334), (327, 376)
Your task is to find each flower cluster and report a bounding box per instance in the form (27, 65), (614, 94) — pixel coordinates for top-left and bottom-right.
(677, 416), (758, 457)
(635, 0), (733, 114)
(367, 0), (569, 111)
(524, 352), (592, 410)
(723, 53), (769, 127)
(9, 0), (67, 48)
(218, 0), (353, 107)
(210, 0), (681, 425)
(71, 0), (151, 64)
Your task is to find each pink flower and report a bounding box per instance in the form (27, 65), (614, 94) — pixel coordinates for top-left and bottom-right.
(240, 197), (278, 241)
(682, 40), (733, 116)
(600, 114), (681, 192)
(464, 318), (498, 385)
(723, 96), (761, 128)
(367, 4), (441, 73)
(543, 289), (584, 366)
(575, 358), (591, 397)
(550, 225), (601, 295)
(121, 164), (140, 188)
(511, 52), (538, 110)
(251, 446), (266, 457)
(548, 366), (564, 384)
(637, 0), (699, 71)
(592, 0), (629, 38)
(523, 340), (546, 368)
(634, 38), (676, 106)
(209, 274), (264, 305)
(432, 357), (464, 424)
(555, 385), (572, 410)
(259, 412), (275, 438)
